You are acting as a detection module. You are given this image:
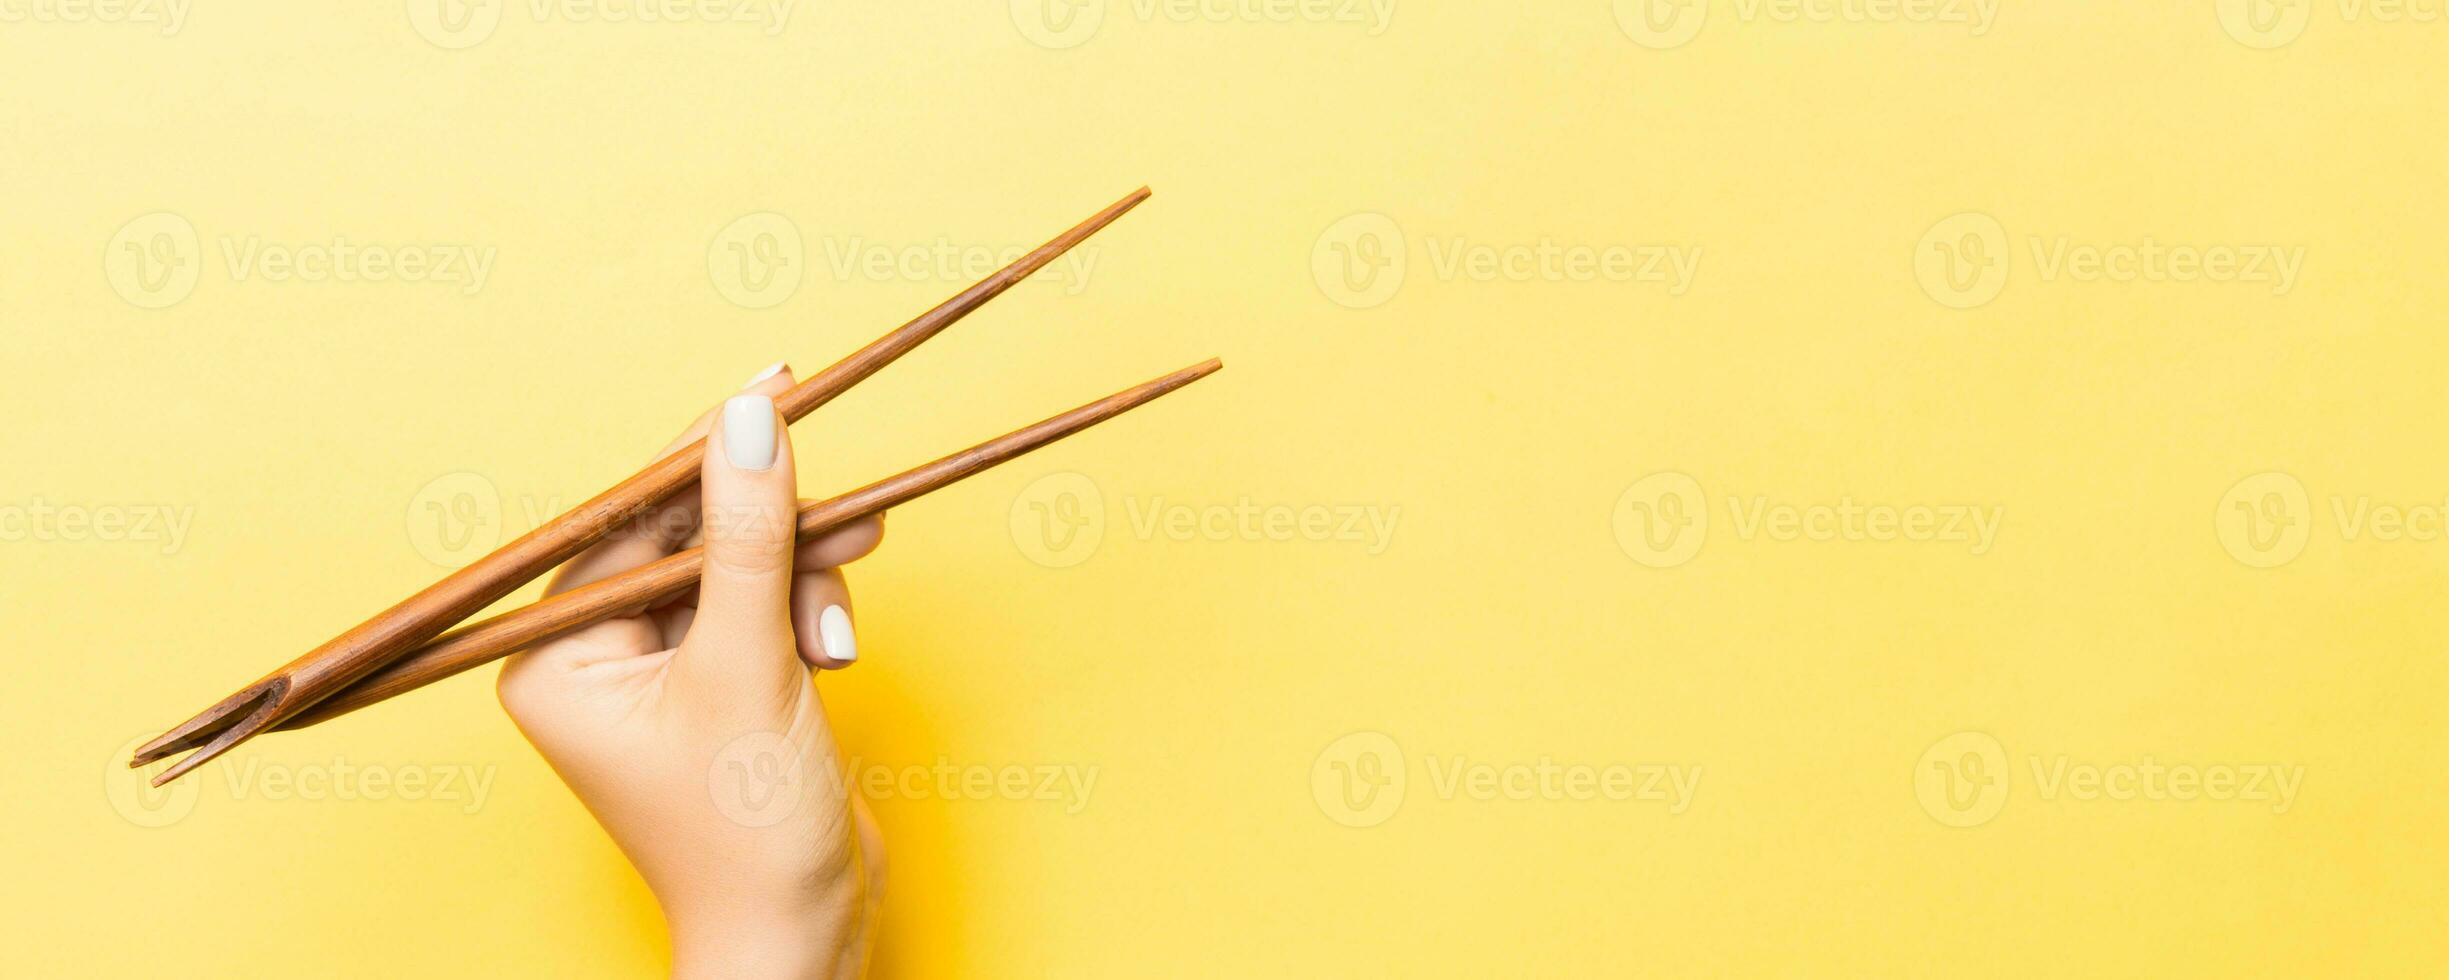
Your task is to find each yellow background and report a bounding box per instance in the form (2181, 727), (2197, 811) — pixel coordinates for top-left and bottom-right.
(6, 1), (2445, 975)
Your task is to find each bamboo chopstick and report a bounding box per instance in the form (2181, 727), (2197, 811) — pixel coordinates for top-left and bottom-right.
(277, 358), (1220, 731)
(133, 188), (1153, 785)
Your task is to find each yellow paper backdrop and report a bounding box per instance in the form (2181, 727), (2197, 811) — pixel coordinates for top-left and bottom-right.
(6, 1), (2444, 975)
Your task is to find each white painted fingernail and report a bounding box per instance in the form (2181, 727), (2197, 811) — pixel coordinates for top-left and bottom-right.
(743, 361), (787, 389)
(819, 605), (856, 662)
(722, 395), (777, 471)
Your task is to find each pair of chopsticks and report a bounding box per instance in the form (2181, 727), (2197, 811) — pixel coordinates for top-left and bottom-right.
(132, 187), (1218, 785)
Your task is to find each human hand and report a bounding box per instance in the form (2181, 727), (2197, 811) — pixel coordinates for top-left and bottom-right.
(496, 365), (886, 980)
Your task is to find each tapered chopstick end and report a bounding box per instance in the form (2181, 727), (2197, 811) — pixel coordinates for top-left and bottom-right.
(1159, 357), (1224, 390)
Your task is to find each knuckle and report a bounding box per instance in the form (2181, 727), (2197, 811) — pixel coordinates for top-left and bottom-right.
(494, 667), (539, 716)
(709, 530), (797, 575)
(705, 503), (799, 570)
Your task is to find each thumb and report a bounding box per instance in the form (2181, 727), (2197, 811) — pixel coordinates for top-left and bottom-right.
(678, 393), (804, 694)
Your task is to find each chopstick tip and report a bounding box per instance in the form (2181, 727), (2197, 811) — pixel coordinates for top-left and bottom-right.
(1106, 185), (1153, 217)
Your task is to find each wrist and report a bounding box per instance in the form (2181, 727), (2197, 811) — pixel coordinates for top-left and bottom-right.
(667, 899), (862, 980)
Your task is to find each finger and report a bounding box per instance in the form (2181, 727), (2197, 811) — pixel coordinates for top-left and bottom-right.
(548, 363), (796, 596)
(800, 514), (883, 569)
(672, 509), (880, 559)
(647, 514), (885, 614)
(790, 567), (857, 669)
(502, 616), (665, 680)
(514, 363), (792, 682)
(676, 392), (802, 694)
(652, 600), (695, 650)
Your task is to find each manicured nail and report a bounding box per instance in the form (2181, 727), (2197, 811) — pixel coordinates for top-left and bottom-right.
(722, 395), (777, 471)
(819, 605), (857, 662)
(743, 361), (787, 389)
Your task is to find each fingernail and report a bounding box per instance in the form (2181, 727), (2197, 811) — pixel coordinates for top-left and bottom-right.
(819, 605), (857, 662)
(722, 395), (777, 471)
(743, 361), (787, 389)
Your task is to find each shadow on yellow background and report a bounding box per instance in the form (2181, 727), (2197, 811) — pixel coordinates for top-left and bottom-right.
(8, 1), (2446, 975)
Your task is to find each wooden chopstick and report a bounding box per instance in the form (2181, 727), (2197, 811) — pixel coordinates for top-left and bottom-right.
(276, 358), (1221, 732)
(133, 188), (1153, 785)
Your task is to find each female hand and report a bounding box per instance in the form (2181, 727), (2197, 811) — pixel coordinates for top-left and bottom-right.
(496, 365), (886, 980)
